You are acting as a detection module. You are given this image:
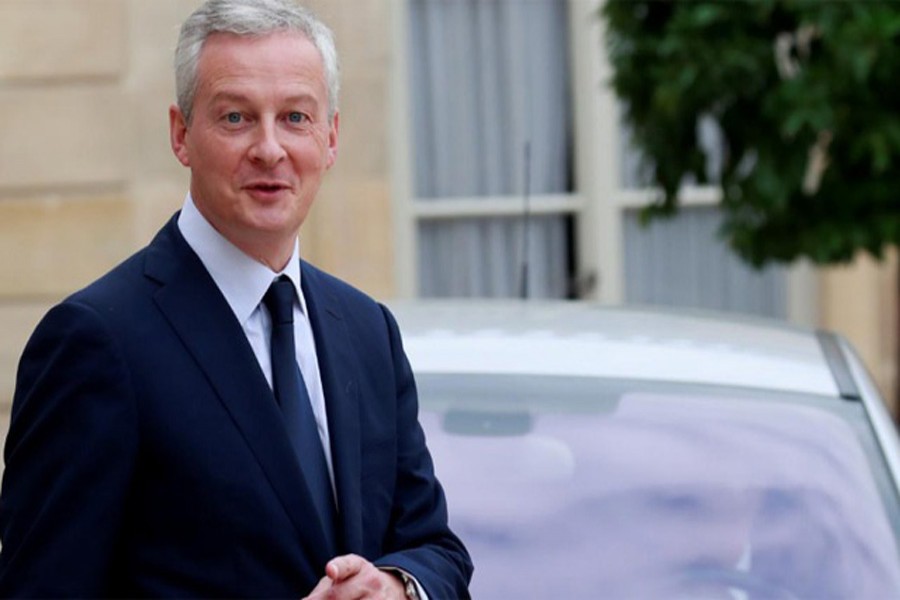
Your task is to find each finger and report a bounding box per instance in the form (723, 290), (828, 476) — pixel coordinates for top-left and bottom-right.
(302, 575), (332, 600)
(325, 553), (366, 583)
(325, 561), (402, 600)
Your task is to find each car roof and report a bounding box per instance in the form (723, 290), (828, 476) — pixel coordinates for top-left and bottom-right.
(389, 300), (840, 397)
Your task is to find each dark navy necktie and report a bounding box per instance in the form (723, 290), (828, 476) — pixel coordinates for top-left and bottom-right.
(263, 276), (337, 540)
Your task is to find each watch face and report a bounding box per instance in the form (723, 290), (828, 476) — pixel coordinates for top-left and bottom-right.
(402, 575), (419, 600)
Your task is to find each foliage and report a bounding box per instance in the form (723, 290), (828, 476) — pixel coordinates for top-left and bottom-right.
(602, 0), (900, 267)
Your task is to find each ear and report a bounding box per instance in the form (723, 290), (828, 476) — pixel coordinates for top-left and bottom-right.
(169, 104), (191, 167)
(325, 110), (340, 169)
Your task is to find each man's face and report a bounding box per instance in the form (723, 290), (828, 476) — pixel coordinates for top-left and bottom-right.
(169, 31), (338, 261)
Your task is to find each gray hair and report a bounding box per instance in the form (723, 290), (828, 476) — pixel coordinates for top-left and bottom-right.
(175, 0), (340, 123)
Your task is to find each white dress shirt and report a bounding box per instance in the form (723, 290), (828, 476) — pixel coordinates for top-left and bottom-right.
(177, 194), (336, 498)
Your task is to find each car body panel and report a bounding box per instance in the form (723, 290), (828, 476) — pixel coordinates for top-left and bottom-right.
(393, 301), (838, 397)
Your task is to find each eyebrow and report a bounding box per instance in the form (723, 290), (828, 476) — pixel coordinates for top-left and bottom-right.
(209, 91), (250, 104)
(209, 91), (320, 106)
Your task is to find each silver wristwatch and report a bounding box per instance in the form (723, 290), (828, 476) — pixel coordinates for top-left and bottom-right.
(397, 571), (421, 600)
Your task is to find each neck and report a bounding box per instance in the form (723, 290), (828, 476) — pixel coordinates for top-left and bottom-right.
(207, 217), (297, 273)
(240, 235), (296, 273)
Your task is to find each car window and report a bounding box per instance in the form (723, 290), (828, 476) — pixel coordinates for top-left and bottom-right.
(419, 374), (900, 599)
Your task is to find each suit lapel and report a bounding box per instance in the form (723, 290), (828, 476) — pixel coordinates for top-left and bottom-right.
(301, 264), (363, 554)
(144, 218), (336, 565)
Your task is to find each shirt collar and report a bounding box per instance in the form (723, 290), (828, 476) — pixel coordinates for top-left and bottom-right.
(177, 193), (305, 325)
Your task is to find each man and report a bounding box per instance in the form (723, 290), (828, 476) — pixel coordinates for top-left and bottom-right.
(0, 0), (472, 597)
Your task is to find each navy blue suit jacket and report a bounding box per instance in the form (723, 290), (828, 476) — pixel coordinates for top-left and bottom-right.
(0, 215), (472, 598)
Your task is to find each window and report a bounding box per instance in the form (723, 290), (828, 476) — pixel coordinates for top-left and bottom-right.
(405, 0), (576, 299)
(393, 0), (815, 323)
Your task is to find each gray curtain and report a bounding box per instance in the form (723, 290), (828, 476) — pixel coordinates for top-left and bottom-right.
(409, 0), (572, 298)
(419, 216), (570, 298)
(624, 206), (788, 318)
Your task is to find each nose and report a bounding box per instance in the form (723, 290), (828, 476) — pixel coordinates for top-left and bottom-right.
(248, 121), (287, 167)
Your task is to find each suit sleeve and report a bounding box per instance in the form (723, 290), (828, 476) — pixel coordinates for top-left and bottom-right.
(372, 305), (473, 599)
(0, 300), (138, 596)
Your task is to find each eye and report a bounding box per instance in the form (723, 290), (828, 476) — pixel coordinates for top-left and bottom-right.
(225, 112), (242, 124)
(287, 111), (309, 124)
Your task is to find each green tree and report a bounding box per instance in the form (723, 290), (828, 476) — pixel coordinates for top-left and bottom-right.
(602, 0), (900, 268)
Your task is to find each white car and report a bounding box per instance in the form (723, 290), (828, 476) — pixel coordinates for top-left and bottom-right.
(391, 301), (900, 600)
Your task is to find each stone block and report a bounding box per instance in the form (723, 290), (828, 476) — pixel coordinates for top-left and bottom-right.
(334, 0), (390, 73)
(306, 178), (394, 299)
(0, 302), (53, 409)
(126, 0), (197, 182)
(821, 253), (896, 406)
(337, 74), (389, 180)
(0, 0), (126, 81)
(0, 408), (9, 465)
(131, 180), (190, 244)
(0, 86), (130, 189)
(0, 195), (135, 297)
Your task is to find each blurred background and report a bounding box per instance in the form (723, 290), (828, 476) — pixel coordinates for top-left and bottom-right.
(0, 0), (896, 443)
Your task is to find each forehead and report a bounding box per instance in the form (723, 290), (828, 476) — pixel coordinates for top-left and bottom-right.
(195, 30), (325, 96)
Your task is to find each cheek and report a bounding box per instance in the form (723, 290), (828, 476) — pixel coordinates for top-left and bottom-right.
(197, 143), (245, 179)
(292, 141), (331, 173)
(308, 127), (335, 164)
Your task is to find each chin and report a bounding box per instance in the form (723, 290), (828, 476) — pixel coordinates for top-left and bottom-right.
(247, 211), (307, 237)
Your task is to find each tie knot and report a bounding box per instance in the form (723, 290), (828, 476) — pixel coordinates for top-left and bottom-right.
(263, 276), (296, 325)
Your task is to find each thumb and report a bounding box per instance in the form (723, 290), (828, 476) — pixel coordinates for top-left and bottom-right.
(302, 575), (331, 599)
(326, 554), (365, 582)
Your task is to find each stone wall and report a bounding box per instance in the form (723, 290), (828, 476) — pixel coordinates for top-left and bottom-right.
(822, 251), (898, 413)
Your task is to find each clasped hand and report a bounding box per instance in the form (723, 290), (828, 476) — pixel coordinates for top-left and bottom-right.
(303, 554), (406, 600)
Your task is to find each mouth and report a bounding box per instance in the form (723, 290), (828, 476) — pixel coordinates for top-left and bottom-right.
(243, 182), (292, 197)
